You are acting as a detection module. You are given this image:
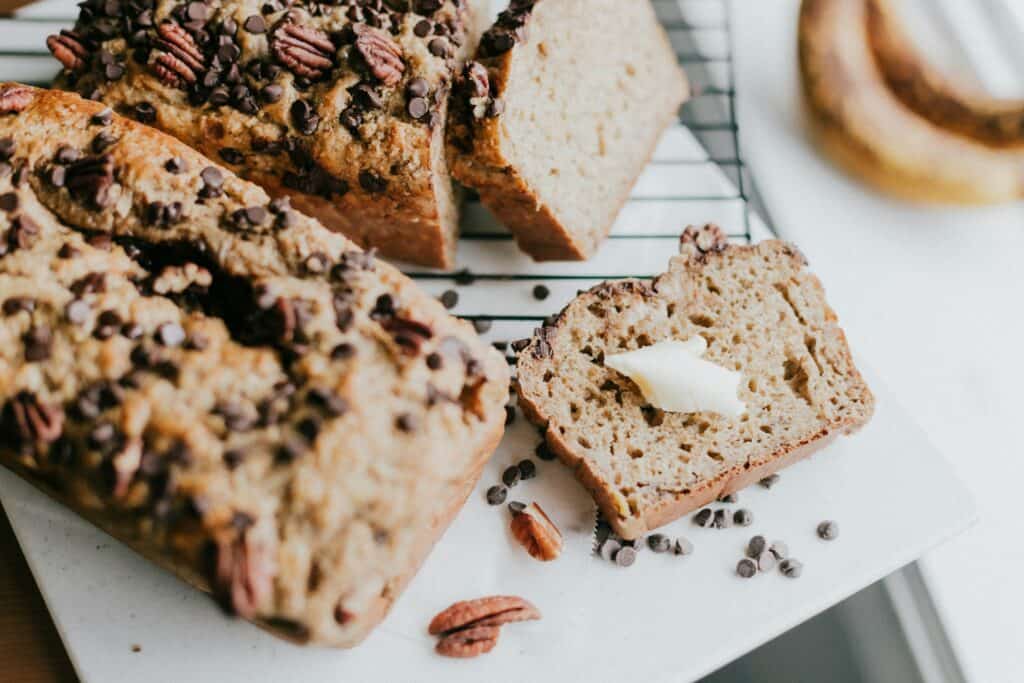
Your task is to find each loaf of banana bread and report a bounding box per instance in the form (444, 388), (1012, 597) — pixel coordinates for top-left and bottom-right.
(48, 0), (486, 268)
(0, 84), (509, 646)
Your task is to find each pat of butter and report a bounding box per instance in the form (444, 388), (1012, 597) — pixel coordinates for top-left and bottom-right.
(604, 338), (746, 417)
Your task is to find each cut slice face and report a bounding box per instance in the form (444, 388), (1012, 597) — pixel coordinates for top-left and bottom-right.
(516, 224), (874, 539)
(448, 0), (689, 260)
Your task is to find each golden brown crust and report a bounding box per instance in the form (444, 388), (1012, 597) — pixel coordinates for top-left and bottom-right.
(0, 84), (509, 646)
(799, 0), (1024, 204)
(515, 230), (874, 540)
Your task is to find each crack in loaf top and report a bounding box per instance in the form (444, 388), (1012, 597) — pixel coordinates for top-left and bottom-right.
(48, 0), (473, 204)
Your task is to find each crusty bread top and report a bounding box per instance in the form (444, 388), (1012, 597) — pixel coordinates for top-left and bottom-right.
(516, 225), (873, 538)
(48, 0), (477, 250)
(0, 84), (508, 646)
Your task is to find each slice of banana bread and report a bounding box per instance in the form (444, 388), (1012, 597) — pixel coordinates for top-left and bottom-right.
(516, 225), (874, 539)
(0, 84), (508, 646)
(448, 0), (689, 260)
(48, 0), (486, 269)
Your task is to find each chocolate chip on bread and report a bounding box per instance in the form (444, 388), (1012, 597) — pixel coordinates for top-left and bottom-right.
(448, 0), (689, 260)
(515, 224), (874, 540)
(48, 0), (487, 268)
(0, 84), (509, 646)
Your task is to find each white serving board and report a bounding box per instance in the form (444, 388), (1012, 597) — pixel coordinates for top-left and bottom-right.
(0, 1), (975, 680)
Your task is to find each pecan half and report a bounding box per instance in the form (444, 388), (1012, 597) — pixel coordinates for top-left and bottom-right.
(429, 596), (541, 635)
(7, 391), (64, 446)
(272, 23), (335, 79)
(510, 502), (562, 561)
(46, 30), (90, 72)
(153, 52), (197, 88)
(0, 85), (33, 114)
(156, 21), (204, 70)
(435, 626), (500, 658)
(65, 154), (115, 209)
(354, 26), (404, 86)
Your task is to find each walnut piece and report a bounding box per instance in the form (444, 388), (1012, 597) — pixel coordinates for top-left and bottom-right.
(510, 502), (562, 561)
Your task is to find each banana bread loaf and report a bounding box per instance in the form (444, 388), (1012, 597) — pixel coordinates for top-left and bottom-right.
(0, 84), (509, 646)
(47, 0), (486, 268)
(448, 0), (689, 260)
(516, 224), (874, 539)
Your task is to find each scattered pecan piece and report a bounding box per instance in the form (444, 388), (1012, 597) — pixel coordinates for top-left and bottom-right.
(46, 30), (89, 72)
(381, 315), (432, 354)
(429, 595), (541, 635)
(210, 522), (274, 619)
(272, 23), (335, 79)
(0, 85), (33, 114)
(354, 25), (404, 86)
(435, 626), (500, 658)
(680, 223), (727, 256)
(510, 502), (562, 561)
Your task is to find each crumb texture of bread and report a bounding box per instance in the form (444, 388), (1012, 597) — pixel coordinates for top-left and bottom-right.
(0, 85), (509, 646)
(48, 0), (489, 268)
(516, 225), (874, 539)
(449, 0), (688, 260)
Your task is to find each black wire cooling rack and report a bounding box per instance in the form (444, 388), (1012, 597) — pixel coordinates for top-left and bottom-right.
(0, 0), (773, 342)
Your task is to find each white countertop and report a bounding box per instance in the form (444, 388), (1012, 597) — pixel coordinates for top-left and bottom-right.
(734, 4), (1024, 681)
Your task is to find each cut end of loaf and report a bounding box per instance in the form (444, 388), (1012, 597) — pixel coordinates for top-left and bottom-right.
(516, 226), (874, 538)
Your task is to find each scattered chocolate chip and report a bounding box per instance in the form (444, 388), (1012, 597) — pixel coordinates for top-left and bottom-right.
(504, 405), (515, 425)
(413, 19), (432, 37)
(223, 449), (244, 470)
(219, 148), (244, 165)
(746, 535), (767, 559)
(711, 509), (732, 529)
(330, 343), (355, 361)
(485, 485), (507, 506)
(2, 297), (34, 315)
(736, 558), (757, 578)
(507, 501), (526, 514)
(164, 157), (185, 174)
(759, 474), (780, 489)
(471, 318), (492, 334)
(407, 96), (429, 120)
(133, 102), (156, 123)
(261, 84), (284, 103)
(817, 520), (839, 541)
(357, 169), (387, 193)
(694, 508), (713, 527)
(647, 534), (671, 553)
(673, 537), (694, 556)
(290, 99), (319, 135)
(531, 284), (549, 300)
(0, 192), (18, 211)
(733, 509), (754, 527)
(453, 269), (475, 286)
(243, 15), (266, 33)
(517, 459), (536, 480)
(535, 442), (556, 461)
(23, 325), (52, 362)
(613, 545), (637, 567)
(395, 413), (416, 432)
(122, 323), (144, 340)
(427, 37), (449, 57)
(501, 464), (520, 487)
(425, 352), (443, 370)
(779, 558), (803, 578)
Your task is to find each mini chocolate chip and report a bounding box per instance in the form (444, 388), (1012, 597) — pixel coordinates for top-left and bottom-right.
(711, 509), (732, 529)
(504, 405), (515, 425)
(439, 289), (458, 309)
(532, 284), (550, 300)
(535, 442), (556, 461)
(357, 169), (387, 193)
(407, 97), (428, 119)
(718, 492), (738, 503)
(275, 440), (304, 464)
(734, 509), (754, 527)
(471, 318), (492, 334)
(58, 243), (80, 259)
(673, 537), (694, 556)
(91, 108), (113, 126)
(87, 234), (112, 251)
(261, 84), (283, 103)
(759, 474), (780, 489)
(2, 297), (33, 315)
(395, 413), (416, 432)
(427, 37), (449, 57)
(296, 416), (321, 442)
(23, 325), (52, 362)
(219, 148), (244, 165)
(92, 130), (118, 152)
(425, 352), (443, 370)
(243, 14), (266, 33)
(485, 484), (507, 505)
(508, 500), (526, 514)
(517, 459), (536, 480)
(134, 102), (156, 123)
(693, 508), (713, 527)
(647, 533), (671, 553)
(779, 558), (803, 578)
(0, 192), (17, 211)
(613, 545), (637, 567)
(501, 464), (520, 487)
(156, 322), (186, 347)
(413, 19), (431, 37)
(406, 77), (429, 98)
(223, 449), (244, 470)
(817, 520), (839, 540)
(736, 558), (757, 578)
(200, 166), (224, 189)
(122, 323), (144, 340)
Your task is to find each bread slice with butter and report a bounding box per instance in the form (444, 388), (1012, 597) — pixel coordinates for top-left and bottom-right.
(515, 225), (874, 539)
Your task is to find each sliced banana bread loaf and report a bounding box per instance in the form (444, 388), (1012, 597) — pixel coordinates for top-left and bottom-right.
(516, 225), (874, 539)
(448, 0), (689, 260)
(0, 84), (509, 646)
(48, 0), (486, 268)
